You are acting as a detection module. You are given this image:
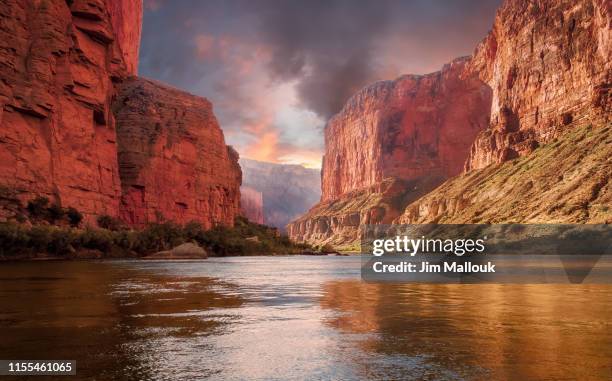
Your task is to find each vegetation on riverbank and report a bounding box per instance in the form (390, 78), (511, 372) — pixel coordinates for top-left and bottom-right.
(0, 216), (314, 260)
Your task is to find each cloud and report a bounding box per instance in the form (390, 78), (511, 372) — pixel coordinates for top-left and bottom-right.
(139, 0), (501, 165)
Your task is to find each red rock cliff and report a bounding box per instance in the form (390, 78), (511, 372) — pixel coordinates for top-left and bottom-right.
(321, 58), (492, 201)
(465, 0), (611, 170)
(240, 186), (264, 224)
(113, 77), (241, 228)
(0, 0), (131, 223)
(107, 0), (142, 75)
(288, 58), (492, 247)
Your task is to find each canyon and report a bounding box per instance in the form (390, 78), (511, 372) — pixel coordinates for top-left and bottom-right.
(0, 0), (241, 228)
(288, 0), (611, 248)
(288, 58), (492, 248)
(240, 158), (320, 230)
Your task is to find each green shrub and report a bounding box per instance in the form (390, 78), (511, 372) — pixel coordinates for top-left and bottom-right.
(27, 196), (49, 219)
(66, 207), (83, 227)
(78, 228), (114, 252)
(97, 215), (123, 231)
(47, 203), (65, 223)
(0, 215), (313, 258)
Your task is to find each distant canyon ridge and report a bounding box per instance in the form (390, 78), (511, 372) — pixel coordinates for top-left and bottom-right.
(239, 159), (320, 231)
(288, 0), (611, 249)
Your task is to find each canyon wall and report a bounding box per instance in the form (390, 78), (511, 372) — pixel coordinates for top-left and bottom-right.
(240, 186), (264, 224)
(0, 0), (131, 223)
(107, 0), (143, 75)
(321, 57), (492, 202)
(113, 77), (241, 228)
(0, 0), (242, 229)
(398, 0), (611, 224)
(240, 158), (321, 230)
(465, 0), (611, 170)
(288, 58), (492, 247)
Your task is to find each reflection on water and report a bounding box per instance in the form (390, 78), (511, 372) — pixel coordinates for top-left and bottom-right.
(0, 258), (610, 380)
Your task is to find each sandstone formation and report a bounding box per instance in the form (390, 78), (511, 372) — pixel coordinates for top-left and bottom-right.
(465, 0), (611, 170)
(0, 0), (131, 224)
(240, 186), (264, 224)
(288, 58), (492, 248)
(113, 77), (241, 228)
(107, 0), (143, 75)
(0, 0), (242, 229)
(321, 57), (492, 202)
(240, 158), (321, 230)
(396, 0), (612, 224)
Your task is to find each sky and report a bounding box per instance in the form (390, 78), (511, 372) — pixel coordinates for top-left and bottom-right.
(139, 0), (502, 169)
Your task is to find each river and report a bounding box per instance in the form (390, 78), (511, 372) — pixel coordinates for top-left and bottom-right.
(0, 257), (610, 380)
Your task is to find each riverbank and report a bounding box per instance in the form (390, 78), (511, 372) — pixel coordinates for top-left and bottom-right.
(0, 217), (317, 261)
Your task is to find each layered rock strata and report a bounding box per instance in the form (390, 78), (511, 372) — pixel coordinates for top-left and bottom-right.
(0, 0), (242, 229)
(465, 0), (611, 169)
(0, 0), (131, 223)
(288, 58), (492, 247)
(113, 77), (241, 228)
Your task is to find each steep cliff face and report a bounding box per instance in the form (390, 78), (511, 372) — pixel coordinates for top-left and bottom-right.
(465, 0), (611, 170)
(288, 58), (492, 247)
(113, 77), (241, 228)
(397, 0), (611, 224)
(321, 58), (491, 201)
(240, 186), (264, 224)
(107, 0), (142, 75)
(0, 0), (131, 223)
(240, 158), (321, 230)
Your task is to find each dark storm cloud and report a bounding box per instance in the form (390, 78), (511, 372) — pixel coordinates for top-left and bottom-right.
(139, 0), (501, 165)
(141, 0), (501, 119)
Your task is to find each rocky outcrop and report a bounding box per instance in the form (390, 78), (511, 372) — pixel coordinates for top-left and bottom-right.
(0, 0), (131, 224)
(107, 0), (143, 75)
(321, 57), (492, 202)
(240, 186), (264, 224)
(465, 0), (611, 170)
(0, 1), (241, 229)
(287, 176), (446, 250)
(113, 77), (241, 228)
(143, 242), (208, 260)
(288, 58), (492, 247)
(240, 158), (321, 230)
(396, 0), (611, 224)
(397, 124), (611, 224)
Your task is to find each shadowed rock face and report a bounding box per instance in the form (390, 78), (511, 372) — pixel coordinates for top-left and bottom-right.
(239, 158), (321, 231)
(240, 186), (264, 224)
(113, 77), (242, 228)
(288, 58), (492, 247)
(465, 0), (611, 170)
(0, 0), (132, 224)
